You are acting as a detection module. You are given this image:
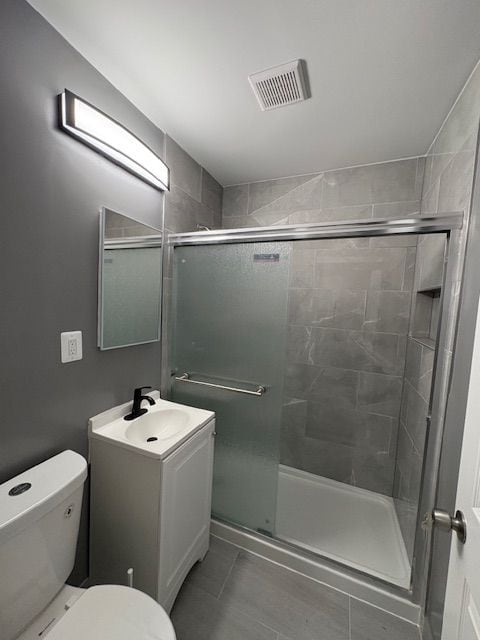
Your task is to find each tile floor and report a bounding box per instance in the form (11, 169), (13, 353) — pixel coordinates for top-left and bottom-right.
(171, 536), (421, 640)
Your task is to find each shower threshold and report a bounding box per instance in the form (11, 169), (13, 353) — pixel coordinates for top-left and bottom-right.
(275, 465), (411, 589)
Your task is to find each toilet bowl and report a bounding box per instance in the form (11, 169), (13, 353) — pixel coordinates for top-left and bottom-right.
(0, 451), (176, 640)
(36, 585), (175, 640)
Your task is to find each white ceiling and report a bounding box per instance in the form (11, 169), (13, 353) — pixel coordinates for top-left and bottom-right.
(27, 0), (480, 185)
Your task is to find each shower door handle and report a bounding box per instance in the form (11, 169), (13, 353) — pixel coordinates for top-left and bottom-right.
(428, 508), (467, 543)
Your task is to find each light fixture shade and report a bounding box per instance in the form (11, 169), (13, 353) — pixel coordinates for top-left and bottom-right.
(59, 90), (169, 191)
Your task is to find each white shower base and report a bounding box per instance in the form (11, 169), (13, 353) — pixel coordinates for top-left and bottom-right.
(275, 465), (411, 589)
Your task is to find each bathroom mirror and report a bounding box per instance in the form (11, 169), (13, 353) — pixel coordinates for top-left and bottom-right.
(98, 207), (162, 350)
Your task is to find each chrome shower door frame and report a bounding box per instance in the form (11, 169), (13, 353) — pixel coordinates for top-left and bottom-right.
(162, 212), (464, 607)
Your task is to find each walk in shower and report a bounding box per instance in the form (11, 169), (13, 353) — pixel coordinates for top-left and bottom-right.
(164, 216), (460, 593)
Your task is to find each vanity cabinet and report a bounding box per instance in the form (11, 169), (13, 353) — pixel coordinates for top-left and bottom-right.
(89, 413), (215, 612)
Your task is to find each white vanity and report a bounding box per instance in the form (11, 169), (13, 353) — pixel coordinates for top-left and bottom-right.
(88, 391), (215, 612)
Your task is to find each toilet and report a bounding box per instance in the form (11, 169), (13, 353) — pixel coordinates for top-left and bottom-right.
(0, 450), (176, 640)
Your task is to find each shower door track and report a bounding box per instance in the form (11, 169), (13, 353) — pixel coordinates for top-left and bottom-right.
(168, 213), (463, 246)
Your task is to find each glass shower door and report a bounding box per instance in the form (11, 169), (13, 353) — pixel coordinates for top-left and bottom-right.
(171, 242), (290, 535)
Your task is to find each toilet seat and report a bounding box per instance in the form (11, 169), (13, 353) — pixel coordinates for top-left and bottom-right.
(45, 585), (176, 640)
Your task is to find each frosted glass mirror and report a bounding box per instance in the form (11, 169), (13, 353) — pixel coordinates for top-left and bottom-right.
(98, 207), (162, 350)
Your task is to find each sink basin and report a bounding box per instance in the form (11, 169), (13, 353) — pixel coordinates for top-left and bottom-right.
(125, 409), (189, 443)
(88, 392), (215, 459)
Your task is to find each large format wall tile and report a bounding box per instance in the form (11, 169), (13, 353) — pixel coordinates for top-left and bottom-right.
(305, 399), (394, 452)
(165, 184), (215, 233)
(164, 137), (222, 233)
(404, 338), (434, 402)
(166, 135), (202, 201)
(223, 157), (425, 231)
(250, 174), (324, 218)
(372, 200), (421, 218)
(281, 232), (414, 494)
(288, 203), (372, 224)
(314, 247), (407, 290)
(322, 158), (422, 208)
(312, 328), (406, 375)
(364, 290), (411, 333)
(357, 371), (403, 418)
(221, 157), (422, 496)
(284, 364), (359, 403)
(248, 175), (316, 213)
(437, 147), (476, 212)
(201, 169), (223, 224)
(223, 184), (249, 217)
(287, 289), (335, 326)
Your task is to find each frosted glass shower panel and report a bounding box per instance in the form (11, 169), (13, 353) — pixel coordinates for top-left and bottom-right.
(171, 243), (290, 534)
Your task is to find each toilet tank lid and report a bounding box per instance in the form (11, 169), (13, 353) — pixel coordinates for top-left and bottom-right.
(0, 450), (87, 544)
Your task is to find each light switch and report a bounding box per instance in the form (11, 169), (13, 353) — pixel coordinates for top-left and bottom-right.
(61, 331), (83, 363)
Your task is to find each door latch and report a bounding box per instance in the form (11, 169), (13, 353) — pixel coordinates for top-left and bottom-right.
(423, 508), (467, 543)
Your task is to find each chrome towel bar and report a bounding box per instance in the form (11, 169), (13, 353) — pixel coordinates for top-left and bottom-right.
(175, 373), (266, 397)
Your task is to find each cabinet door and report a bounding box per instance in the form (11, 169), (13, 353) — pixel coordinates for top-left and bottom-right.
(158, 421), (214, 605)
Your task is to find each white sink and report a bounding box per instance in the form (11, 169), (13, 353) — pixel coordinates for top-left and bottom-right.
(88, 392), (215, 459)
(125, 409), (189, 443)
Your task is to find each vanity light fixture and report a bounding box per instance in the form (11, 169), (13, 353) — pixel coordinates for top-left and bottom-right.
(59, 89), (169, 191)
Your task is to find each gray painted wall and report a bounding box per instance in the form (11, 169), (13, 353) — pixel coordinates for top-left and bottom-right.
(0, 0), (221, 584)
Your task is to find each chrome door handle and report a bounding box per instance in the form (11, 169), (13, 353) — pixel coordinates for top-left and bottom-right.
(428, 508), (467, 543)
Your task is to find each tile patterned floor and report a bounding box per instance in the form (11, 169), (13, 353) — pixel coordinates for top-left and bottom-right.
(171, 536), (421, 640)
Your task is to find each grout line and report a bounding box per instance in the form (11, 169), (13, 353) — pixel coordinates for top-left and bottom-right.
(250, 173), (323, 216)
(216, 551), (239, 600)
(319, 169), (325, 210)
(224, 155), (424, 188)
(199, 166), (204, 205)
(287, 322), (409, 338)
(348, 596), (352, 640)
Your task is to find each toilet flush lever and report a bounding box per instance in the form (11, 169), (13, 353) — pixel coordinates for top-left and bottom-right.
(424, 508), (467, 543)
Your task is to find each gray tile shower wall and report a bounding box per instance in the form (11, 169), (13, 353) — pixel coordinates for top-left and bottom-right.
(392, 227), (447, 565)
(222, 158), (425, 495)
(419, 62), (480, 636)
(222, 157), (424, 228)
(164, 135), (223, 233)
(281, 238), (416, 495)
(393, 338), (435, 562)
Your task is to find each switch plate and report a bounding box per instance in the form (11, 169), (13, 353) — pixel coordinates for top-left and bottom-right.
(61, 331), (83, 363)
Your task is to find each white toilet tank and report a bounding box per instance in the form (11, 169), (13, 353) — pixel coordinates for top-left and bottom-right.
(0, 450), (87, 640)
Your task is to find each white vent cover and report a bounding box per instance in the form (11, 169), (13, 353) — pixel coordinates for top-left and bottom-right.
(248, 59), (309, 111)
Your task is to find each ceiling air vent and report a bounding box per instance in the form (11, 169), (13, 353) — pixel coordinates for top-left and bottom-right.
(248, 59), (309, 111)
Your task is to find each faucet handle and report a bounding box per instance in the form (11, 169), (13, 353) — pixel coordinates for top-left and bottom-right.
(134, 386), (155, 405)
(134, 386), (152, 395)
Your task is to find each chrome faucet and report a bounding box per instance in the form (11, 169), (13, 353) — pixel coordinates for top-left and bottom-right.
(124, 386), (156, 421)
